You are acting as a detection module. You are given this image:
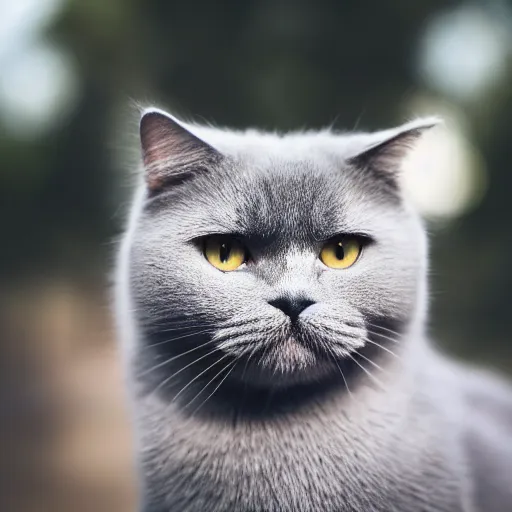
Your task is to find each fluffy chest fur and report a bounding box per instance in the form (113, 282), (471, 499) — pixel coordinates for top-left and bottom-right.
(136, 372), (466, 512)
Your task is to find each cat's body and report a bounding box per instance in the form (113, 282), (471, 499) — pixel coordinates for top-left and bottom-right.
(115, 109), (512, 511)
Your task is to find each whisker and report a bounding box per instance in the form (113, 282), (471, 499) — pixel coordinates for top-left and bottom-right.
(240, 343), (260, 381)
(363, 338), (401, 359)
(140, 318), (218, 332)
(213, 334), (260, 348)
(152, 317), (268, 334)
(190, 361), (238, 415)
(140, 338), (218, 378)
(367, 322), (404, 339)
(172, 354), (231, 403)
(144, 328), (214, 350)
(214, 323), (280, 344)
(150, 347), (223, 395)
(325, 345), (353, 400)
(182, 359), (236, 410)
(308, 322), (363, 342)
(258, 329), (278, 368)
(137, 317), (197, 327)
(353, 350), (387, 374)
(235, 342), (261, 417)
(157, 324), (218, 333)
(366, 328), (401, 345)
(346, 353), (387, 392)
(218, 318), (270, 330)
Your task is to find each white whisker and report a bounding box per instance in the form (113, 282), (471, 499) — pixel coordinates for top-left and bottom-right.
(353, 350), (387, 374)
(190, 361), (238, 415)
(363, 338), (401, 359)
(326, 345), (353, 400)
(143, 328), (215, 350)
(142, 330), (213, 354)
(367, 322), (404, 339)
(172, 354), (231, 403)
(155, 323), (219, 334)
(240, 343), (260, 382)
(366, 328), (401, 345)
(147, 346), (222, 396)
(346, 353), (387, 392)
(141, 336), (217, 370)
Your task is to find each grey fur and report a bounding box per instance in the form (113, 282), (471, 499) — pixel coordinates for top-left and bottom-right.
(115, 108), (512, 512)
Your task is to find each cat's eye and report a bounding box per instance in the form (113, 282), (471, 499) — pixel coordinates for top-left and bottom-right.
(204, 236), (248, 272)
(320, 237), (362, 269)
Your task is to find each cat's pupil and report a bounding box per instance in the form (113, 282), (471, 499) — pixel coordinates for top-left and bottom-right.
(335, 242), (345, 260)
(219, 241), (231, 263)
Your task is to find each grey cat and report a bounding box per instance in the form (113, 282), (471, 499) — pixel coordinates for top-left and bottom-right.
(115, 107), (512, 512)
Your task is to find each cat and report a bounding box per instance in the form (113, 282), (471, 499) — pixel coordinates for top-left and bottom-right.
(115, 107), (512, 512)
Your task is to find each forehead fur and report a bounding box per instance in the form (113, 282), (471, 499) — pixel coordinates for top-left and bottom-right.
(143, 147), (405, 250)
(138, 110), (439, 230)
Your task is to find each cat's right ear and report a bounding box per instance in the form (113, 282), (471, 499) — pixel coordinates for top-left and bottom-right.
(346, 117), (441, 189)
(140, 109), (221, 193)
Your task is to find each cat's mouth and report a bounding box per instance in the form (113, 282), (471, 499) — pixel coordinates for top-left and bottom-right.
(219, 320), (368, 388)
(139, 314), (400, 407)
(276, 335), (314, 365)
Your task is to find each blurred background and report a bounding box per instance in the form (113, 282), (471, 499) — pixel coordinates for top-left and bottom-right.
(0, 0), (511, 510)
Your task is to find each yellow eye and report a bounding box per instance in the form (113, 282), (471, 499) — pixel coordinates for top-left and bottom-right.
(320, 237), (362, 269)
(204, 236), (247, 272)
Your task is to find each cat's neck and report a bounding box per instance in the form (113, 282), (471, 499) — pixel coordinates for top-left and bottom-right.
(135, 334), (439, 509)
(134, 329), (454, 512)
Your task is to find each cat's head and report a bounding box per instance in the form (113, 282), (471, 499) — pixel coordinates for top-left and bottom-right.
(123, 108), (437, 401)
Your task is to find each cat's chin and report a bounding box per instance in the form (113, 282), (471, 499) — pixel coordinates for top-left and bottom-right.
(230, 336), (341, 389)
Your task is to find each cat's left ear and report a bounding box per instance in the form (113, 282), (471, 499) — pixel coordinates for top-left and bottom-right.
(139, 108), (222, 193)
(347, 117), (441, 181)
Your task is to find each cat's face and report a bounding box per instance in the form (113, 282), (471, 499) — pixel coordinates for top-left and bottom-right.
(127, 110), (432, 394)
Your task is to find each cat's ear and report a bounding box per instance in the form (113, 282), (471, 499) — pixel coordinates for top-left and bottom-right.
(347, 117), (441, 182)
(140, 108), (221, 193)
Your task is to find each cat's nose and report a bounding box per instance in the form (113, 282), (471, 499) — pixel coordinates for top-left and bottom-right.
(268, 297), (316, 321)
